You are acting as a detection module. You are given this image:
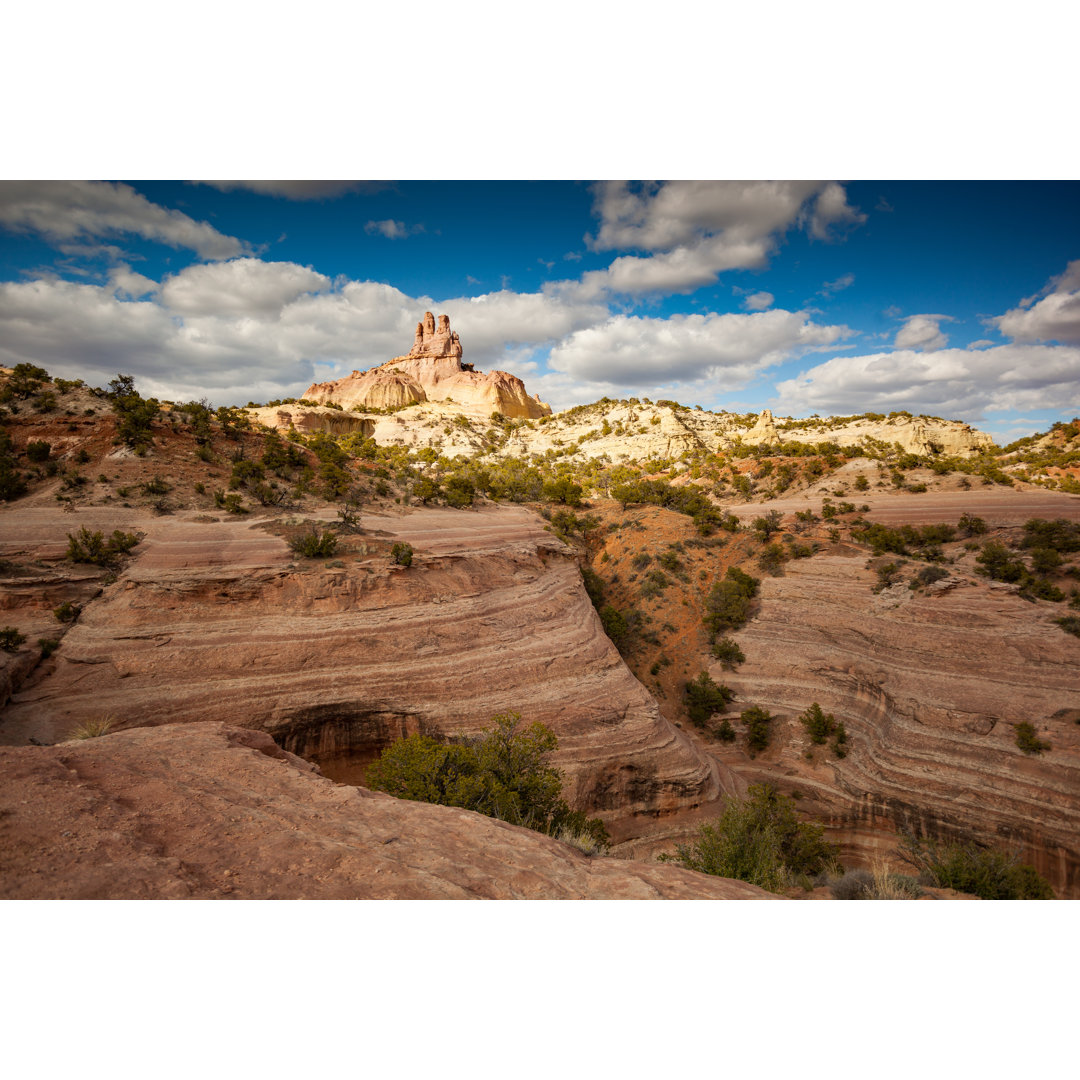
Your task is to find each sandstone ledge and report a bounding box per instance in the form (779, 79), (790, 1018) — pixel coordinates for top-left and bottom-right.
(0, 723), (773, 900)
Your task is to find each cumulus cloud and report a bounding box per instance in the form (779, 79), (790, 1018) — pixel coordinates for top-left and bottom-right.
(159, 258), (331, 317)
(0, 181), (247, 260)
(775, 344), (1080, 419)
(548, 309), (852, 388)
(995, 259), (1080, 344)
(0, 265), (608, 405)
(578, 181), (865, 297)
(807, 182), (867, 240)
(742, 291), (774, 311)
(364, 219), (424, 240)
(197, 181), (391, 200)
(894, 313), (951, 351)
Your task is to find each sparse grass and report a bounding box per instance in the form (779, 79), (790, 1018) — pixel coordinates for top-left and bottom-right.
(556, 825), (608, 857)
(68, 715), (114, 739)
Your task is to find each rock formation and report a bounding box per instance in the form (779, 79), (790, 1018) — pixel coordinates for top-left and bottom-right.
(246, 404), (376, 438)
(0, 504), (723, 840)
(304, 313), (551, 420)
(743, 409), (781, 447)
(0, 723), (772, 899)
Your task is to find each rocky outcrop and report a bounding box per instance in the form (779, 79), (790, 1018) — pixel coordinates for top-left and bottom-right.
(0, 505), (720, 839)
(713, 552), (1080, 897)
(305, 312), (551, 420)
(0, 723), (772, 899)
(743, 409), (780, 447)
(246, 404), (375, 437)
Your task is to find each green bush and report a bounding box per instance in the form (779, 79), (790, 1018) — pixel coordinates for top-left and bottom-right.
(66, 527), (141, 566)
(898, 834), (1055, 899)
(684, 670), (734, 727)
(1015, 721), (1051, 755)
(799, 702), (836, 745)
(25, 440), (51, 462)
(0, 626), (27, 652)
(38, 637), (60, 658)
(1056, 614), (1080, 637)
(367, 713), (608, 846)
(742, 705), (773, 752)
(711, 637), (745, 668)
(703, 566), (759, 636)
(289, 529), (338, 558)
(53, 600), (79, 623)
(661, 783), (838, 893)
(391, 541), (414, 567)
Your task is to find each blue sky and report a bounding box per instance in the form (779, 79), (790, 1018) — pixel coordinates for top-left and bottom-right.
(1, 179), (1078, 443)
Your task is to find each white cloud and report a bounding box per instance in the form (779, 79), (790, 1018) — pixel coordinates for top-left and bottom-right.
(108, 264), (156, 299)
(159, 258), (331, 317)
(0, 267), (608, 405)
(578, 181), (865, 297)
(894, 313), (950, 351)
(0, 181), (247, 260)
(807, 182), (867, 240)
(198, 181), (391, 200)
(364, 219), (424, 240)
(742, 291), (774, 311)
(548, 309), (852, 387)
(775, 344), (1080, 419)
(995, 259), (1080, 344)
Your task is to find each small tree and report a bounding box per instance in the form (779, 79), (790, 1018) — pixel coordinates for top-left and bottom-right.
(391, 541), (413, 567)
(742, 706), (773, 752)
(752, 510), (783, 540)
(684, 670), (734, 727)
(0, 626), (26, 652)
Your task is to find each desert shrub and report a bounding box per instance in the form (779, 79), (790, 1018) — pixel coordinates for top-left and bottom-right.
(1029, 547), (1062, 575)
(542, 477), (583, 506)
(38, 637), (60, 658)
(976, 540), (1026, 583)
(0, 626), (27, 652)
(752, 510), (783, 539)
(66, 527), (141, 566)
(913, 565), (950, 588)
(53, 600), (79, 623)
(1021, 518), (1080, 553)
(142, 476), (171, 495)
(757, 542), (788, 575)
(1015, 721), (1051, 755)
(412, 477), (442, 504)
(25, 440), (51, 462)
(599, 604), (629, 647)
(289, 529), (338, 558)
(898, 834), (1055, 899)
(68, 716), (114, 740)
(957, 513), (988, 536)
(1056, 614), (1080, 637)
(742, 705), (773, 752)
(640, 568), (670, 598)
(391, 541), (414, 567)
(367, 713), (608, 846)
(711, 637), (745, 668)
(703, 566), (760, 636)
(684, 670), (734, 727)
(107, 374), (158, 452)
(444, 475), (476, 508)
(830, 721), (849, 758)
(657, 550), (683, 573)
(799, 702), (837, 745)
(581, 565), (605, 607)
(214, 490), (248, 514)
(631, 552), (652, 570)
(660, 783), (838, 893)
(830, 868), (874, 899)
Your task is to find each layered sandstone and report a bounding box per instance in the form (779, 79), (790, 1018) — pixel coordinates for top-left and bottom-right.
(0, 505), (721, 838)
(304, 312), (551, 419)
(710, 552), (1080, 897)
(0, 723), (771, 899)
(246, 404), (375, 438)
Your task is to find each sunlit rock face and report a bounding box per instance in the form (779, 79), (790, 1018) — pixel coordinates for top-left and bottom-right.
(304, 312), (551, 420)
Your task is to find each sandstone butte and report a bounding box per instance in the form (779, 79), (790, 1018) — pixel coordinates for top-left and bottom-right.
(302, 312), (552, 420)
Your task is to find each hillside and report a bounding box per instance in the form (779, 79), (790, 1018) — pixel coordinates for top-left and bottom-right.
(0, 362), (1078, 898)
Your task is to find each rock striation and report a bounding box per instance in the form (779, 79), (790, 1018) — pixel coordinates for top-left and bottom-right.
(304, 312), (551, 419)
(0, 505), (722, 840)
(246, 404), (376, 438)
(0, 723), (772, 899)
(713, 552), (1080, 897)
